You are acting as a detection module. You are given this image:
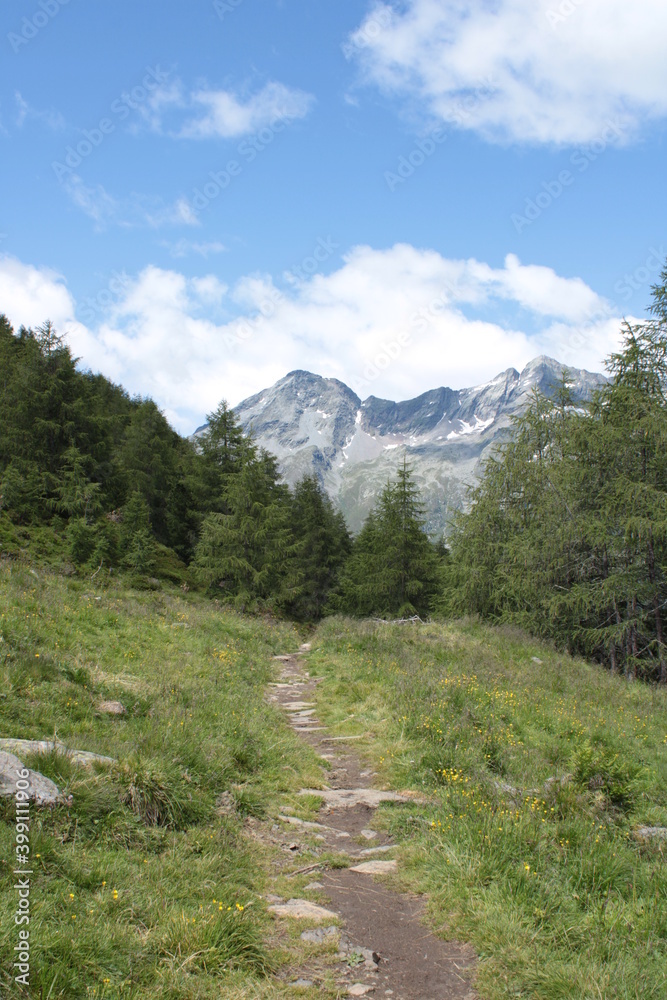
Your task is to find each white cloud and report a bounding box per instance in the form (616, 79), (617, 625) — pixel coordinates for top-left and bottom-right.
(0, 248), (628, 434)
(61, 175), (201, 232)
(15, 91), (66, 131)
(63, 176), (119, 229)
(159, 239), (227, 259)
(0, 257), (75, 330)
(142, 80), (315, 139)
(348, 0), (667, 144)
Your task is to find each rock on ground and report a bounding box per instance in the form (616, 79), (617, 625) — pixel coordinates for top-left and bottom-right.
(268, 898), (339, 921)
(97, 700), (125, 715)
(0, 750), (62, 806)
(0, 738), (114, 766)
(300, 925), (339, 943)
(349, 860), (398, 875)
(634, 826), (667, 841)
(299, 787), (408, 809)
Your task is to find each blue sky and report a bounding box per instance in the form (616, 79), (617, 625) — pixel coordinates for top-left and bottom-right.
(1, 0), (666, 431)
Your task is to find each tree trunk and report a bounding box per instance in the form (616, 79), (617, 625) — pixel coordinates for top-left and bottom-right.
(647, 536), (666, 684)
(655, 594), (666, 685)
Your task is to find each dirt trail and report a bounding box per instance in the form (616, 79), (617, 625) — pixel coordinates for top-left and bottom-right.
(265, 647), (479, 1000)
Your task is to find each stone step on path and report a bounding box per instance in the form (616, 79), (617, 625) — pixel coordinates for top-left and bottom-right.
(268, 899), (338, 921)
(298, 788), (409, 809)
(349, 860), (398, 874)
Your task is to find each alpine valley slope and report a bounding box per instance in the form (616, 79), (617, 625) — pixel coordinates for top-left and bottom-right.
(209, 356), (606, 536)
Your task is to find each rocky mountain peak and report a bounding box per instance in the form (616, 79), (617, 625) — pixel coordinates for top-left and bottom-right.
(202, 357), (606, 535)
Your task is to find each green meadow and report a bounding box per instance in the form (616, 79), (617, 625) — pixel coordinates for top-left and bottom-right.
(1, 555), (665, 998)
(0, 556), (322, 999)
(309, 618), (667, 1000)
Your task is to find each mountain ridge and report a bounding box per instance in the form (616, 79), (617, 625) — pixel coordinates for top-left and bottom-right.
(197, 356), (606, 535)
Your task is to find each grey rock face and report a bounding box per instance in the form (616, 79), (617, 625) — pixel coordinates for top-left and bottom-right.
(197, 357), (606, 535)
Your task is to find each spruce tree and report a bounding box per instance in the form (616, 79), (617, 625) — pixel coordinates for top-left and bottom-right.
(337, 459), (439, 617)
(195, 400), (254, 514)
(280, 474), (351, 620)
(447, 259), (667, 682)
(193, 450), (290, 607)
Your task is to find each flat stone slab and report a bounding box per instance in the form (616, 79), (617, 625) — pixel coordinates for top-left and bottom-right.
(299, 643), (312, 652)
(0, 750), (62, 806)
(278, 815), (349, 838)
(282, 701), (316, 710)
(0, 738), (115, 766)
(360, 829), (377, 840)
(299, 788), (409, 809)
(349, 985), (375, 996)
(291, 709), (317, 718)
(272, 655), (293, 661)
(634, 826), (667, 841)
(349, 860), (398, 875)
(268, 898), (339, 921)
(300, 925), (339, 943)
(358, 845), (394, 856)
(278, 814), (329, 831)
(320, 735), (367, 743)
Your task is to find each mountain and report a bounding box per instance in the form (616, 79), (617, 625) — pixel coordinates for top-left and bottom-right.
(199, 357), (606, 536)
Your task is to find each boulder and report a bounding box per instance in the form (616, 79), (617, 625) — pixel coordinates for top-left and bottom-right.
(0, 738), (115, 766)
(634, 826), (667, 841)
(0, 750), (62, 806)
(98, 700), (126, 716)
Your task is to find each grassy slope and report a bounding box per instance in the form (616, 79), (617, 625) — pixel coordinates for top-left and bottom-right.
(2, 541), (666, 1000)
(0, 557), (322, 999)
(310, 617), (667, 1000)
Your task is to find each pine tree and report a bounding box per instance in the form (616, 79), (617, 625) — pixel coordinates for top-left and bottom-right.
(120, 491), (157, 574)
(337, 459), (439, 617)
(280, 474), (351, 620)
(195, 400), (255, 514)
(193, 450), (290, 607)
(447, 260), (667, 682)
